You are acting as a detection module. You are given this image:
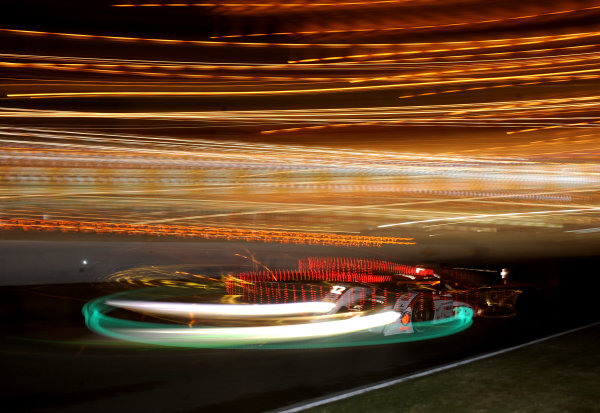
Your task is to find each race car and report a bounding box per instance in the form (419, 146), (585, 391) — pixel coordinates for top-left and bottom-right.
(321, 283), (456, 335)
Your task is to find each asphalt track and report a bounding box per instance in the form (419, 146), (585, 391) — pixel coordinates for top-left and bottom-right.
(1, 239), (598, 413)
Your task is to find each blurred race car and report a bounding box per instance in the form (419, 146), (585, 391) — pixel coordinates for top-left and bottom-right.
(226, 257), (522, 334)
(321, 283), (457, 335)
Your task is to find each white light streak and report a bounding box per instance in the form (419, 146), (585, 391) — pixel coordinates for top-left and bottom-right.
(378, 207), (600, 228)
(107, 300), (337, 317)
(115, 311), (400, 344)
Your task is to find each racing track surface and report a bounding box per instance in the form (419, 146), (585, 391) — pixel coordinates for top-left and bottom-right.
(1, 240), (598, 413)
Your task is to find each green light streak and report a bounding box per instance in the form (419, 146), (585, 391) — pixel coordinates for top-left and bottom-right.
(82, 286), (473, 349)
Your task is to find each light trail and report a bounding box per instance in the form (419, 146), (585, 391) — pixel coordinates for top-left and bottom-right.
(4, 94), (600, 130)
(507, 120), (600, 135)
(397, 74), (600, 100)
(113, 1), (422, 8)
(3, 27), (600, 50)
(3, 50), (599, 86)
(3, 2), (600, 241)
(378, 207), (600, 228)
(210, 4), (600, 38)
(288, 31), (600, 63)
(8, 66), (600, 98)
(362, 44), (600, 65)
(350, 57), (600, 84)
(0, 60), (365, 82)
(0, 219), (417, 246)
(0, 27), (458, 48)
(109, 311), (400, 344)
(107, 300), (337, 316)
(5, 46), (600, 68)
(82, 260), (481, 349)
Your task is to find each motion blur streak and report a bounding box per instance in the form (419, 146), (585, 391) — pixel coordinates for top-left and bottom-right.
(0, 219), (415, 247)
(117, 312), (400, 341)
(82, 269), (477, 349)
(105, 300), (337, 316)
(4, 95), (600, 131)
(2, 1), (600, 411)
(6, 68), (600, 98)
(2, 0), (600, 243)
(113, 1), (426, 9)
(90, 308), (401, 346)
(84, 299), (474, 348)
(378, 207), (600, 228)
(2, 121), (600, 237)
(209, 4), (600, 38)
(0, 28), (422, 48)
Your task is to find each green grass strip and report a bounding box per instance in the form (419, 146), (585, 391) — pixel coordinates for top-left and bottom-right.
(299, 322), (600, 413)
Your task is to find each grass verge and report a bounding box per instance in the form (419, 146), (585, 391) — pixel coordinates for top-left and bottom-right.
(305, 324), (600, 413)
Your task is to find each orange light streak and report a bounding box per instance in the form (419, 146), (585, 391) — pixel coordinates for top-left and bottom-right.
(0, 61), (354, 82)
(113, 1), (418, 8)
(0, 218), (416, 247)
(3, 50), (598, 84)
(288, 31), (600, 63)
(7, 66), (600, 99)
(0, 28), (417, 48)
(349, 55), (600, 83)
(3, 27), (600, 51)
(364, 44), (600, 65)
(211, 4), (600, 38)
(507, 120), (600, 135)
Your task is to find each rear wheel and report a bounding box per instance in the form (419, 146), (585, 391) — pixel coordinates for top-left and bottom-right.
(411, 295), (434, 332)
